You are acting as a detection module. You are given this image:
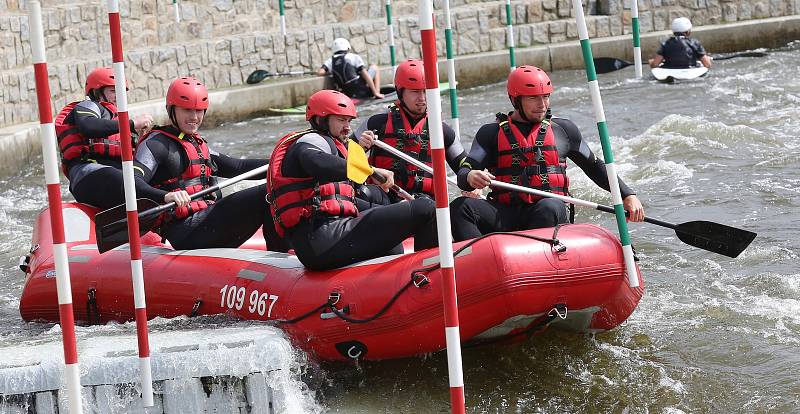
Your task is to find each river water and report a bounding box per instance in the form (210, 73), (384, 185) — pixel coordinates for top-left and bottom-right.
(1, 42), (798, 413)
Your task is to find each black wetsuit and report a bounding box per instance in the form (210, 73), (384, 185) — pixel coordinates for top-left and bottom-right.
(278, 132), (437, 270)
(64, 100), (137, 209)
(355, 110), (466, 202)
(451, 115), (635, 242)
(657, 36), (707, 68)
(133, 126), (286, 251)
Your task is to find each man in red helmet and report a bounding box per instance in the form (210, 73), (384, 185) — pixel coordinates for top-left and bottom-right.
(267, 89), (437, 270)
(132, 76), (286, 251)
(55, 67), (153, 208)
(354, 58), (474, 203)
(450, 66), (645, 241)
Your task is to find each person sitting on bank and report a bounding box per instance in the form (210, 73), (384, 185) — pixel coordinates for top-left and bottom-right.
(55, 67), (153, 209)
(354, 59), (477, 203)
(649, 17), (712, 69)
(266, 90), (438, 271)
(450, 66), (645, 242)
(317, 37), (384, 100)
(132, 76), (286, 251)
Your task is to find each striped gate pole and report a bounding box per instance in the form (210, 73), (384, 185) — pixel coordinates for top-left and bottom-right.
(279, 0), (286, 37)
(386, 0), (397, 74)
(631, 0), (642, 78)
(173, 0), (180, 23)
(441, 0), (461, 139)
(27, 2), (84, 412)
(105, 0), (155, 405)
(572, 0), (639, 288)
(417, 1), (466, 412)
(505, 0), (516, 71)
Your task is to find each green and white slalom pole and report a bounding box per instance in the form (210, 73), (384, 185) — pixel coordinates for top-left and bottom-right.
(173, 0), (180, 22)
(631, 0), (642, 78)
(572, 0), (639, 288)
(385, 0), (397, 73)
(278, 0), (286, 37)
(418, 0), (466, 412)
(505, 0), (516, 70)
(442, 0), (460, 138)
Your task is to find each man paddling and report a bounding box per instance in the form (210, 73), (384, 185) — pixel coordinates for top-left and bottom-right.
(55, 67), (153, 209)
(266, 90), (438, 270)
(649, 17), (712, 69)
(354, 58), (476, 203)
(318, 37), (384, 100)
(131, 76), (286, 251)
(450, 66), (645, 242)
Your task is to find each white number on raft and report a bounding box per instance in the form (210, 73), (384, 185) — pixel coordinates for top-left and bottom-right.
(219, 285), (279, 318)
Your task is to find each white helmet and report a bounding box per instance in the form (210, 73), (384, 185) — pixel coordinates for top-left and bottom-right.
(671, 17), (692, 33)
(332, 38), (351, 53)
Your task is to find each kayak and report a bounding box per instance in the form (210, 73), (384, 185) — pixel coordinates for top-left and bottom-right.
(651, 65), (709, 82)
(19, 203), (644, 361)
(267, 83), (451, 116)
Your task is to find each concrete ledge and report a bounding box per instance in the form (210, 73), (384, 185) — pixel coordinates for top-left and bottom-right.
(2, 15), (798, 178)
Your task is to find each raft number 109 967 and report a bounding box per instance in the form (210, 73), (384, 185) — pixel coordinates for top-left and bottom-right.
(219, 285), (279, 318)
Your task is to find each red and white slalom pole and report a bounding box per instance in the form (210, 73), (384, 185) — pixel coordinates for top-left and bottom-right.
(27, 2), (83, 411)
(106, 0), (154, 406)
(417, 1), (466, 412)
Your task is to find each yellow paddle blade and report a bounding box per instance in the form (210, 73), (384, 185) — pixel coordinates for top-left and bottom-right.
(346, 140), (373, 184)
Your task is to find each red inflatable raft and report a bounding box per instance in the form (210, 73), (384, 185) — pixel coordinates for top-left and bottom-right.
(19, 203), (644, 361)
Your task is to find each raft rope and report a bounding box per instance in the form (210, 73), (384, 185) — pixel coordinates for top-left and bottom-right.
(463, 303), (568, 349)
(276, 229), (563, 325)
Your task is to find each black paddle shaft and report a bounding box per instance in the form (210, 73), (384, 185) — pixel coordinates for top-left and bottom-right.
(595, 204), (756, 258)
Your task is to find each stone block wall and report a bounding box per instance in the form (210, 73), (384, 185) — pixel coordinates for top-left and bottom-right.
(1, 0), (798, 129)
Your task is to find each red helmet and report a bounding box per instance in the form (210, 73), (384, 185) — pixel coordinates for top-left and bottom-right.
(305, 90), (356, 121)
(394, 59), (426, 90)
(166, 76), (209, 110)
(85, 67), (127, 96)
(507, 65), (553, 98)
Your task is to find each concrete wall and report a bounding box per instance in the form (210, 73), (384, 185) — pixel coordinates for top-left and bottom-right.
(1, 0), (798, 129)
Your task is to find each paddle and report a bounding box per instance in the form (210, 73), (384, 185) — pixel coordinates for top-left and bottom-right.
(713, 51), (768, 61)
(346, 140), (414, 201)
(246, 69), (317, 84)
(371, 139), (756, 258)
(95, 164), (270, 253)
(594, 51), (768, 74)
(593, 57), (633, 74)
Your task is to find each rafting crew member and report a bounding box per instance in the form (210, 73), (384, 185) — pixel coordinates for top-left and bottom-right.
(317, 37), (384, 100)
(354, 59), (477, 203)
(267, 90), (438, 270)
(55, 67), (154, 209)
(450, 66), (645, 242)
(649, 17), (712, 69)
(132, 76), (286, 251)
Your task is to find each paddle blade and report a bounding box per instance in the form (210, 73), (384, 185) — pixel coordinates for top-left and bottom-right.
(346, 140), (373, 184)
(593, 57), (633, 74)
(246, 69), (270, 84)
(674, 220), (757, 258)
(714, 51), (768, 61)
(95, 198), (161, 253)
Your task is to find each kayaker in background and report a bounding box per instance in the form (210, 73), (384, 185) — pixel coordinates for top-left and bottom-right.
(55, 67), (154, 209)
(450, 66), (645, 242)
(132, 76), (288, 251)
(317, 37), (384, 100)
(649, 17), (712, 69)
(266, 90), (438, 270)
(354, 58), (478, 203)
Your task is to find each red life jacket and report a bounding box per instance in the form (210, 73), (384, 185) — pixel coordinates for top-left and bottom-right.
(144, 128), (216, 220)
(267, 130), (359, 237)
(489, 112), (569, 205)
(369, 102), (434, 195)
(54, 100), (125, 174)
